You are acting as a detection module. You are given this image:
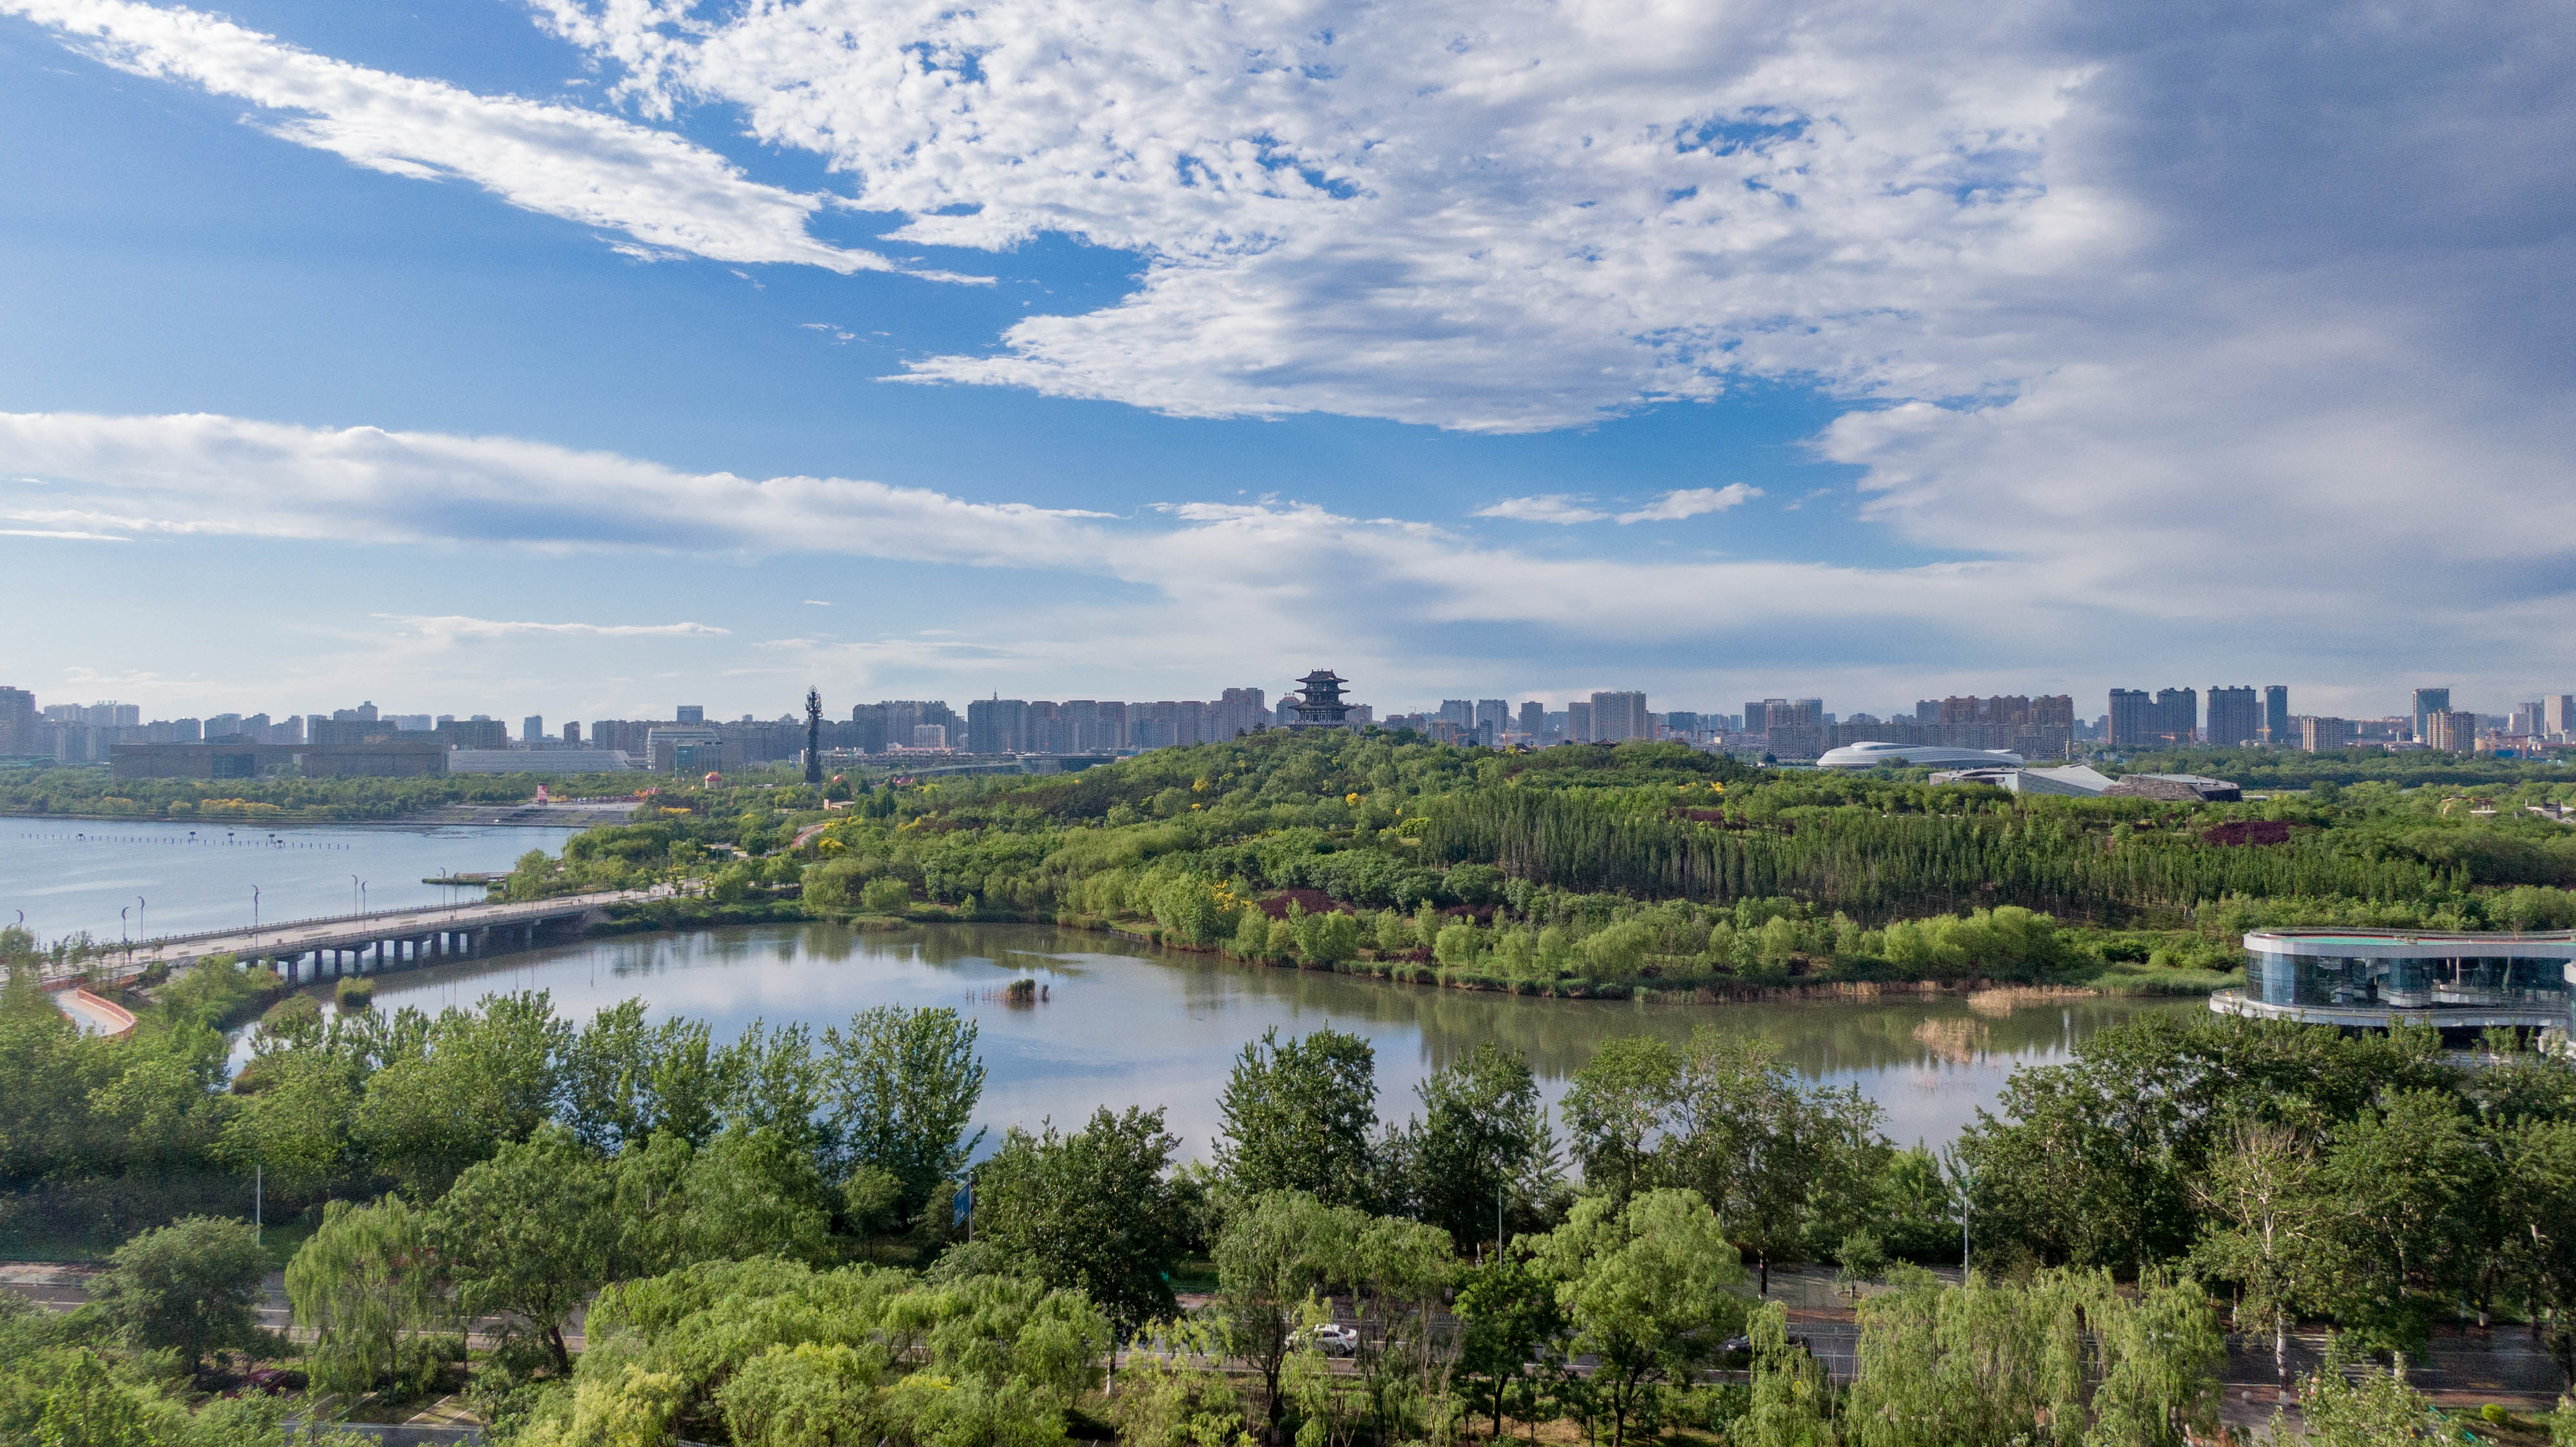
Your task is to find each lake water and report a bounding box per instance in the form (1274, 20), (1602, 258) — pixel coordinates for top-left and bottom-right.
(0, 818), (581, 945)
(345, 920), (2199, 1159)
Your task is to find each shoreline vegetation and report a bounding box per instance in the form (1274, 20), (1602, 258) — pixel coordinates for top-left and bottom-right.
(8, 734), (2576, 1442)
(23, 731), (2576, 1004)
(6, 933), (2575, 1444)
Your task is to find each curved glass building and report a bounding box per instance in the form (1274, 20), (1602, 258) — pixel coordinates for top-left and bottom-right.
(2212, 929), (2576, 1031)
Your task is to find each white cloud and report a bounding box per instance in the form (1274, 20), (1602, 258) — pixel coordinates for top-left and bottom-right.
(0, 409), (2041, 656)
(1477, 485), (1764, 525)
(10, 405), (2574, 713)
(1616, 486), (1764, 523)
(0, 0), (962, 278)
(1474, 496), (1607, 525)
(0, 410), (1114, 569)
(502, 0), (2142, 430)
(376, 614), (731, 643)
(0, 527), (126, 540)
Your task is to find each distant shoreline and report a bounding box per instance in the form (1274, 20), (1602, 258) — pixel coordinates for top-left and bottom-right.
(0, 807), (619, 830)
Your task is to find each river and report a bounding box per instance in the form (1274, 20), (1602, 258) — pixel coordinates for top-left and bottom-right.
(350, 920), (2197, 1158)
(0, 818), (582, 945)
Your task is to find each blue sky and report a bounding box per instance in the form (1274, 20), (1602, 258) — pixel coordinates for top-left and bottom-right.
(1, 0), (2570, 727)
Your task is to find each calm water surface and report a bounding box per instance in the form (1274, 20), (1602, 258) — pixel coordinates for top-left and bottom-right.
(351, 921), (2199, 1157)
(0, 818), (580, 944)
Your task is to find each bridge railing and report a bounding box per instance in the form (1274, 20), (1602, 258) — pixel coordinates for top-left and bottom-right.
(34, 886), (670, 982)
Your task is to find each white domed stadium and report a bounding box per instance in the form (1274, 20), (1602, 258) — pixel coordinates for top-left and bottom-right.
(1815, 741), (2025, 770)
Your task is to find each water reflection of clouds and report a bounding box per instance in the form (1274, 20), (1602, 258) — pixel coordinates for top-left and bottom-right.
(334, 922), (2197, 1164)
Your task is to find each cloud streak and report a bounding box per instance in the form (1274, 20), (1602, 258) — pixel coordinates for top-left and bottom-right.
(0, 0), (961, 278)
(377, 614), (732, 643)
(1618, 486), (1764, 523)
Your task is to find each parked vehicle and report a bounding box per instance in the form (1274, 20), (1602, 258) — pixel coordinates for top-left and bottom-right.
(1300, 1323), (1360, 1357)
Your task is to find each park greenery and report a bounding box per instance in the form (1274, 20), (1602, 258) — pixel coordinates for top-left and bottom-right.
(745, 732), (2572, 997)
(11, 733), (2576, 1439)
(7, 917), (2576, 1444)
(23, 731), (2576, 1004)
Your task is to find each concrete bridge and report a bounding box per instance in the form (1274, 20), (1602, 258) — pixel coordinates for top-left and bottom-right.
(48, 886), (669, 989)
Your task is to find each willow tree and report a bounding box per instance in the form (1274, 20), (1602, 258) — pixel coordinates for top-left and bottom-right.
(286, 1193), (448, 1397)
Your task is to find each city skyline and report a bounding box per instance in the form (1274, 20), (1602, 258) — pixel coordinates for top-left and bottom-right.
(1, 3), (2569, 720)
(15, 673), (2571, 756)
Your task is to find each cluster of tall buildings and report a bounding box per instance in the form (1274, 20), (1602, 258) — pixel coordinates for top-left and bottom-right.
(1374, 691), (1656, 747)
(13, 670), (2576, 780)
(958, 689), (1283, 754)
(2091, 685), (2576, 755)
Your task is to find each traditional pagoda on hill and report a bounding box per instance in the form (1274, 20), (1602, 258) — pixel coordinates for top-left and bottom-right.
(1286, 669), (1354, 730)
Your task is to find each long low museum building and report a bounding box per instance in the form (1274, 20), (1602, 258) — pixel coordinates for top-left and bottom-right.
(2213, 928), (2576, 1035)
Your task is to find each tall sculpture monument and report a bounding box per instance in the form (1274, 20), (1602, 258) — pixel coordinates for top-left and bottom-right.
(804, 689), (825, 786)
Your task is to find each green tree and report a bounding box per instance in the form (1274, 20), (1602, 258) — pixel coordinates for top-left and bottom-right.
(2321, 1088), (2488, 1369)
(2187, 1122), (2342, 1399)
(974, 1106), (1191, 1334)
(1215, 1027), (1378, 1208)
(1662, 1031), (1832, 1295)
(1454, 1255), (1564, 1440)
(1212, 1191), (1356, 1442)
(286, 1193), (448, 1398)
(1115, 1319), (1256, 1447)
(1557, 1036), (1678, 1204)
(612, 1128), (836, 1274)
(87, 1216), (270, 1377)
(429, 1125), (617, 1371)
(1383, 1042), (1558, 1250)
(1840, 1266), (2218, 1447)
(354, 991), (567, 1197)
(1735, 1301), (1835, 1447)
(1533, 1189), (1746, 1447)
(2494, 1118), (2576, 1383)
(716, 1341), (884, 1447)
(2292, 1338), (2443, 1447)
(216, 1049), (358, 1205)
(823, 1006), (987, 1220)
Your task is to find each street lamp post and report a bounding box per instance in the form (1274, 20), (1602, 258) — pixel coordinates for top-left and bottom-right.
(352, 874), (361, 917)
(1940, 1146), (1978, 1275)
(251, 885), (261, 959)
(121, 906), (130, 970)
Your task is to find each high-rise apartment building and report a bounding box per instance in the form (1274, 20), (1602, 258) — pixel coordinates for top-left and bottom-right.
(2262, 686), (2290, 744)
(1744, 700), (1775, 736)
(1214, 687), (1267, 739)
(2302, 716), (2351, 752)
(2424, 708), (2477, 753)
(1567, 700), (1595, 742)
(2206, 687), (2262, 748)
(967, 697), (1029, 754)
(563, 722), (582, 744)
(1590, 691), (1651, 742)
(1475, 700), (1509, 742)
(1518, 701), (1545, 740)
(2110, 688), (2198, 746)
(2410, 688), (2449, 743)
(0, 686), (32, 754)
(676, 705), (705, 726)
(523, 715), (543, 745)
(2549, 696), (2576, 738)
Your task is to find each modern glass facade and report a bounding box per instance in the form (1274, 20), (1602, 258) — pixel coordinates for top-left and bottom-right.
(2222, 930), (2576, 1028)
